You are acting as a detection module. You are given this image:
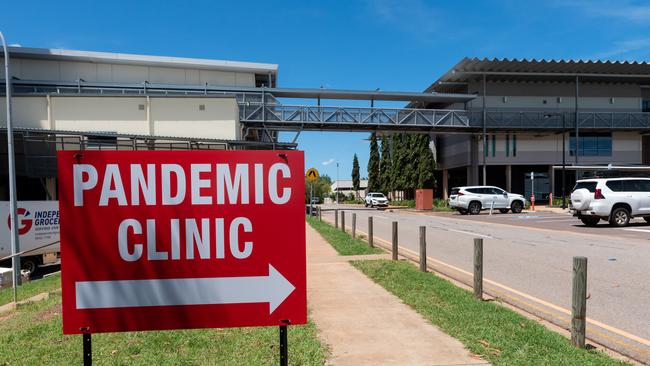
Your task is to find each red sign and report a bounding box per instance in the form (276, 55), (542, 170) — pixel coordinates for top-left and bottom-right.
(57, 150), (306, 334)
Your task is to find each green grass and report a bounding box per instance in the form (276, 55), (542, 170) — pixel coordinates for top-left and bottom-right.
(306, 215), (383, 256)
(352, 260), (628, 366)
(0, 292), (327, 365)
(0, 272), (61, 306)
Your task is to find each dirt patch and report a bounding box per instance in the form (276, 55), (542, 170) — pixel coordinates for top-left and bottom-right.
(0, 312), (16, 322)
(37, 303), (62, 321)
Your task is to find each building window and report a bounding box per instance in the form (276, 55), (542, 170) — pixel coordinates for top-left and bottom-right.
(643, 100), (650, 113)
(492, 135), (496, 157)
(506, 134), (510, 157)
(484, 135), (488, 157)
(512, 134), (517, 157)
(569, 133), (612, 156)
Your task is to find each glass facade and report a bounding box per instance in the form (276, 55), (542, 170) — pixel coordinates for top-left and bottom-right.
(643, 100), (650, 113)
(569, 133), (612, 156)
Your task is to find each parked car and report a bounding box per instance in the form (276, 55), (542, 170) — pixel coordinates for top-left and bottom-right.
(449, 186), (526, 215)
(310, 197), (320, 204)
(364, 192), (389, 207)
(570, 177), (650, 227)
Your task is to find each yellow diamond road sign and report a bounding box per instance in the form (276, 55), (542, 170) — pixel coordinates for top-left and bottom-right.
(306, 167), (319, 182)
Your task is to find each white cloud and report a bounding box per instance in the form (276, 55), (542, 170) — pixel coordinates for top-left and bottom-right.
(322, 158), (335, 166)
(558, 0), (650, 22)
(368, 0), (440, 36)
(593, 38), (650, 59)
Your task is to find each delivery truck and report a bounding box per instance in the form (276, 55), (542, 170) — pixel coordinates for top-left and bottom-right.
(0, 201), (60, 276)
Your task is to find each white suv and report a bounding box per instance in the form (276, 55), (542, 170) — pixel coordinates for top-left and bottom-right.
(570, 177), (650, 227)
(449, 186), (526, 215)
(365, 192), (389, 208)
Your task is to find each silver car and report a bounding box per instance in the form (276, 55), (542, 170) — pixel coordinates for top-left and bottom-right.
(449, 186), (526, 215)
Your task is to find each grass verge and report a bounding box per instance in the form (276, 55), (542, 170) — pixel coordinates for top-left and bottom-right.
(351, 260), (628, 366)
(306, 215), (383, 256)
(0, 292), (327, 365)
(0, 272), (61, 306)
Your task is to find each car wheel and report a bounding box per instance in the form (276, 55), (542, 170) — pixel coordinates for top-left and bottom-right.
(468, 201), (481, 215)
(364, 202), (368, 207)
(580, 217), (600, 227)
(511, 201), (523, 214)
(499, 209), (509, 214)
(644, 217), (650, 224)
(21, 257), (39, 277)
(609, 207), (631, 227)
(458, 209), (468, 215)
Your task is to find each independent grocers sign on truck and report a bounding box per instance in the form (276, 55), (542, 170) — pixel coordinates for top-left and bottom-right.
(0, 200), (60, 260)
(57, 150), (306, 334)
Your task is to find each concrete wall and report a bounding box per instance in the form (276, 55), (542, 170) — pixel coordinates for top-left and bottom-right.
(150, 97), (240, 140)
(467, 80), (643, 111)
(0, 57), (256, 87)
(0, 96), (240, 140)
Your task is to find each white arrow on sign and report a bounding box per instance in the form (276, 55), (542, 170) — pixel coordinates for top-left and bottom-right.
(75, 264), (295, 314)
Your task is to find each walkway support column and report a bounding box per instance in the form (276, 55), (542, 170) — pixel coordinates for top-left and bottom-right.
(442, 169), (449, 200)
(482, 73), (487, 185)
(575, 75), (579, 165)
(505, 165), (512, 193)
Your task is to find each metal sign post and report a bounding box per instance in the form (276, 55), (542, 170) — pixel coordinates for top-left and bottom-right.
(530, 172), (535, 211)
(81, 328), (92, 366)
(1, 32), (21, 303)
(279, 323), (289, 366)
(306, 167), (319, 216)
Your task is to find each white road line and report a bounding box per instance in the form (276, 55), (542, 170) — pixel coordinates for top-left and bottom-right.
(620, 228), (650, 233)
(445, 228), (493, 239)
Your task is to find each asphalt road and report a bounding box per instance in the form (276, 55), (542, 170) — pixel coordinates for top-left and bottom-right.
(318, 204), (650, 362)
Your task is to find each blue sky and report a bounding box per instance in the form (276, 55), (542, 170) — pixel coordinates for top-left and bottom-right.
(3, 0), (650, 180)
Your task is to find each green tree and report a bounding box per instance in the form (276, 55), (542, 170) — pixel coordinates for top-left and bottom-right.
(379, 135), (393, 196)
(305, 175), (332, 203)
(351, 154), (360, 198)
(367, 133), (380, 192)
(392, 134), (408, 193)
(417, 134), (437, 189)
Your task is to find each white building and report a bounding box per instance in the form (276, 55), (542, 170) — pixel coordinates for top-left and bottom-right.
(0, 46), (283, 200)
(331, 179), (368, 198)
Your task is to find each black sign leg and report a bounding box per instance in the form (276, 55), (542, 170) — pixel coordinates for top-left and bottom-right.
(279, 325), (288, 366)
(83, 332), (92, 366)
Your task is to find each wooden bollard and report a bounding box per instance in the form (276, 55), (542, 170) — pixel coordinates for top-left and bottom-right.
(318, 207), (322, 221)
(392, 221), (398, 260)
(341, 211), (345, 232)
(419, 226), (426, 272)
(473, 238), (483, 300)
(352, 213), (357, 238)
(368, 216), (374, 247)
(571, 256), (588, 349)
(335, 209), (339, 228)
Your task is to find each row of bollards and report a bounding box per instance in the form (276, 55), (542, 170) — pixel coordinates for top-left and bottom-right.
(328, 209), (588, 350)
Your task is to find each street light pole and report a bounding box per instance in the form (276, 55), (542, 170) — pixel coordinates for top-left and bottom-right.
(1, 32), (21, 302)
(336, 162), (339, 204)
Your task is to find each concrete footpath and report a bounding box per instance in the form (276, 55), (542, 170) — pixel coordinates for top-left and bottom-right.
(306, 225), (489, 366)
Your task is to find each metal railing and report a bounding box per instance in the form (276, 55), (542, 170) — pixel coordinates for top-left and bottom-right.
(239, 103), (470, 130)
(471, 110), (650, 129)
(6, 80), (650, 131)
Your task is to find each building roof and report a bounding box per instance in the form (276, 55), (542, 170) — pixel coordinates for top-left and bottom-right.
(2, 46), (278, 74)
(428, 57), (650, 93)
